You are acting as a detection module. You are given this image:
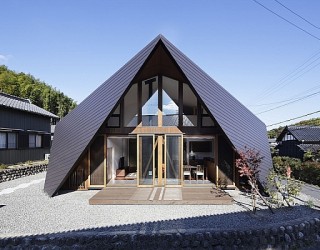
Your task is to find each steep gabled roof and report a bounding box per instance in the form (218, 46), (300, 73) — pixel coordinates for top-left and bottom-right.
(0, 92), (58, 118)
(277, 126), (320, 143)
(44, 35), (272, 196)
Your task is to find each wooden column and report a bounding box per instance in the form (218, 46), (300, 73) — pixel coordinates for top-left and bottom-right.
(214, 135), (219, 185)
(158, 135), (163, 186)
(158, 75), (163, 127)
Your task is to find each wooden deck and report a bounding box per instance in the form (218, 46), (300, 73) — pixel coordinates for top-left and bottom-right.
(89, 187), (233, 205)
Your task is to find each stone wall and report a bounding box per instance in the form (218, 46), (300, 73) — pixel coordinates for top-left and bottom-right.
(0, 164), (47, 183)
(1, 217), (320, 249)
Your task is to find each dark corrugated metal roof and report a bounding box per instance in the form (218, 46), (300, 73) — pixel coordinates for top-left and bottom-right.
(160, 36), (272, 182)
(0, 92), (58, 118)
(44, 36), (160, 196)
(287, 126), (320, 142)
(44, 35), (272, 196)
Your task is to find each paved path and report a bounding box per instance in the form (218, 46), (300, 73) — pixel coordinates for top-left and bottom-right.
(301, 183), (320, 201)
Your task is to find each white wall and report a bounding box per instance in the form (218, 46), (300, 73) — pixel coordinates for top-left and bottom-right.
(107, 138), (129, 179)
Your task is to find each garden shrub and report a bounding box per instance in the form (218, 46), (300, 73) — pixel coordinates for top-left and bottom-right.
(299, 162), (320, 186)
(272, 156), (302, 176)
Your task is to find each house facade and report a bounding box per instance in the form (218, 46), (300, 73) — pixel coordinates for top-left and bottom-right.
(276, 126), (320, 160)
(44, 35), (272, 196)
(0, 92), (58, 164)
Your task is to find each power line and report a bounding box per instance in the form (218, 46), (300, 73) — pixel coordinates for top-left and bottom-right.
(255, 89), (320, 115)
(252, 0), (320, 41)
(274, 0), (320, 30)
(251, 84), (320, 107)
(253, 48), (320, 103)
(267, 110), (320, 127)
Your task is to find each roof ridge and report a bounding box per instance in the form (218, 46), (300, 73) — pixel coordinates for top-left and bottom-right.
(0, 91), (31, 103)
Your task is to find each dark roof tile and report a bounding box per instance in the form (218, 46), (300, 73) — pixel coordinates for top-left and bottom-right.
(0, 92), (58, 118)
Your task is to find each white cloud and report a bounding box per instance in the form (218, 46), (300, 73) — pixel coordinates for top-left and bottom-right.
(0, 54), (11, 63)
(163, 100), (178, 114)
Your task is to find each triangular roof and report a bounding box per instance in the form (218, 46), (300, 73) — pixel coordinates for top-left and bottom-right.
(277, 126), (320, 143)
(44, 35), (272, 196)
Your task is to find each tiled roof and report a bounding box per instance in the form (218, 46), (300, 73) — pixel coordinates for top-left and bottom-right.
(297, 143), (320, 153)
(0, 92), (58, 118)
(287, 126), (320, 142)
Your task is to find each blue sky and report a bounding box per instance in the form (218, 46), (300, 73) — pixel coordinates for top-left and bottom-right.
(1, 0), (320, 130)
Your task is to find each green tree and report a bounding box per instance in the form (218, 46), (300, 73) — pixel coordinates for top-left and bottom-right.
(0, 65), (77, 117)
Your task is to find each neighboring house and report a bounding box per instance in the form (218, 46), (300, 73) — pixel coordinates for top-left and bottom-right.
(0, 92), (59, 164)
(44, 35), (272, 197)
(276, 126), (320, 160)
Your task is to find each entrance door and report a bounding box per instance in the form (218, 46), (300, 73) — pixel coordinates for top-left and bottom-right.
(165, 135), (183, 186)
(137, 134), (182, 186)
(138, 135), (155, 186)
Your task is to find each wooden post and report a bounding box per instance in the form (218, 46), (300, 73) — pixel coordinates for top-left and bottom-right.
(158, 135), (163, 185)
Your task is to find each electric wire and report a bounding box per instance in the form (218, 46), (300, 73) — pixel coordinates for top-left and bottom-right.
(267, 110), (320, 127)
(252, 0), (320, 41)
(255, 90), (320, 115)
(253, 48), (320, 103)
(274, 0), (320, 30)
(251, 84), (320, 107)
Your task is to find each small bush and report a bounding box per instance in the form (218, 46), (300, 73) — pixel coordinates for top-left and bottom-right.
(299, 162), (320, 186)
(272, 156), (302, 176)
(0, 164), (7, 169)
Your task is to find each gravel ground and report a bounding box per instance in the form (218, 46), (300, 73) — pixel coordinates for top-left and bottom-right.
(1, 172), (320, 238)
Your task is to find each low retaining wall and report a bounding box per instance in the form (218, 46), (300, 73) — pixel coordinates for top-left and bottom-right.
(1, 217), (320, 249)
(0, 164), (47, 183)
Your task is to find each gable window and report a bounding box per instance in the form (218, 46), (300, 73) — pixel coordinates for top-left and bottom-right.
(107, 105), (120, 128)
(0, 132), (17, 149)
(201, 106), (215, 127)
(183, 83), (197, 127)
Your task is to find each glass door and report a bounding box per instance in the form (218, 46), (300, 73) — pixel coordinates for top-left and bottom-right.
(165, 135), (183, 186)
(137, 135), (155, 186)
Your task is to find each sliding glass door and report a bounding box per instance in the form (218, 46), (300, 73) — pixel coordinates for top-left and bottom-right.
(165, 135), (182, 185)
(138, 135), (155, 186)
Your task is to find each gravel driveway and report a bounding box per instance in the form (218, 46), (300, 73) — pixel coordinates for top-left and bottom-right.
(1, 172), (320, 238)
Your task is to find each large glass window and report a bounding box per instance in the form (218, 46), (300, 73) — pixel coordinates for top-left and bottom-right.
(124, 83), (138, 127)
(162, 77), (179, 126)
(166, 135), (182, 185)
(142, 77), (158, 126)
(138, 135), (154, 185)
(183, 83), (197, 126)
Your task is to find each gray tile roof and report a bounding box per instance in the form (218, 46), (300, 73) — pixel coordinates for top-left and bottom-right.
(282, 126), (320, 142)
(297, 143), (320, 153)
(0, 92), (59, 118)
(44, 35), (272, 196)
